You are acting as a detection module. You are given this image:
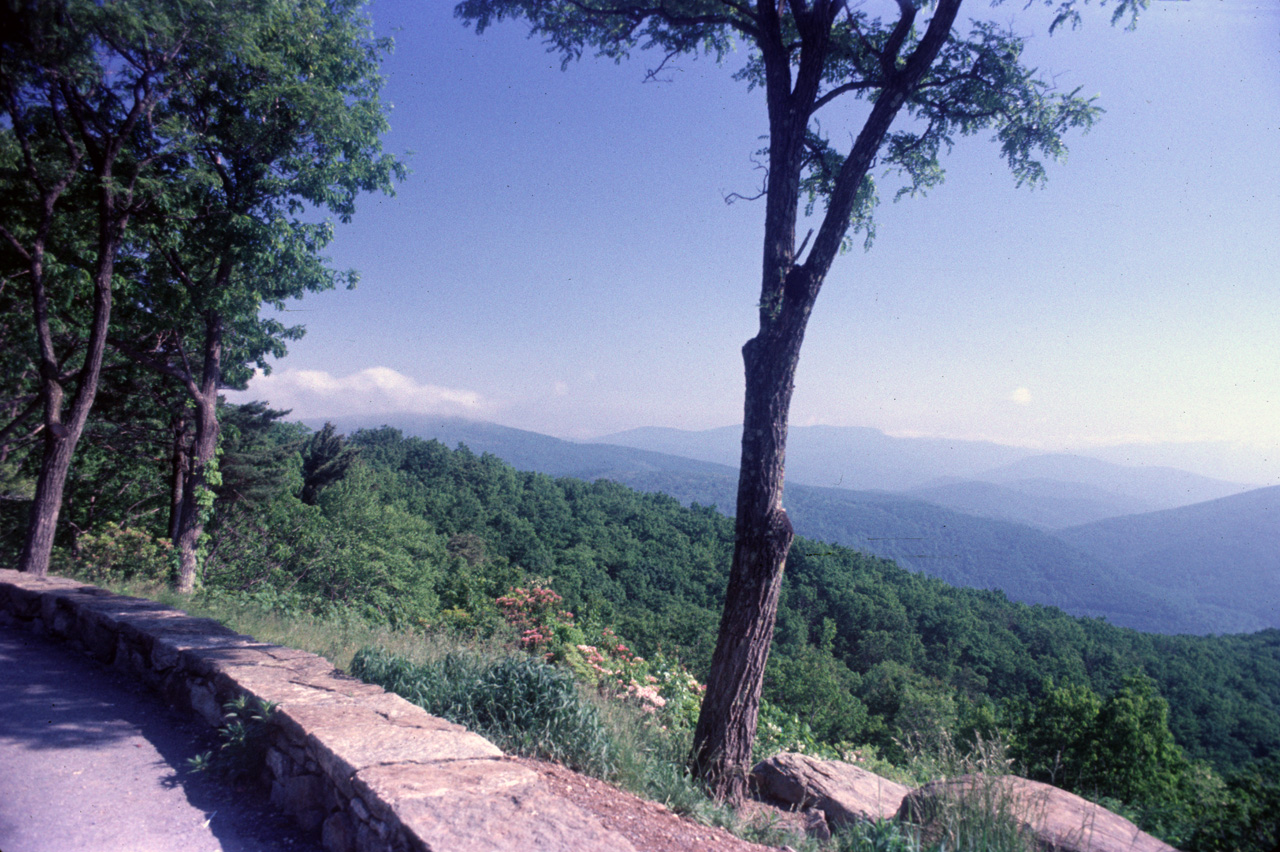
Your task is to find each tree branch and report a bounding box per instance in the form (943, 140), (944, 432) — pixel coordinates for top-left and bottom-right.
(810, 78), (876, 114)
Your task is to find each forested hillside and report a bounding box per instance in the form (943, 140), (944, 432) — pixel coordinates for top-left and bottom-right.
(342, 428), (1280, 774)
(1059, 488), (1280, 634)
(319, 414), (1261, 635)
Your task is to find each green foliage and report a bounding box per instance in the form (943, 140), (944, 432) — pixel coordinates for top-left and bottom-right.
(1008, 679), (1102, 791)
(300, 423), (358, 506)
(1185, 757), (1280, 852)
(1010, 675), (1187, 811)
(1090, 674), (1187, 808)
(58, 521), (173, 585)
(351, 646), (616, 778)
(832, 819), (921, 852)
(216, 401), (305, 508)
(186, 696), (278, 782)
(752, 698), (842, 763)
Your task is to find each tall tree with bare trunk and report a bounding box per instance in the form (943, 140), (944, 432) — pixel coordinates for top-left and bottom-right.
(2, 0), (192, 576)
(455, 0), (1142, 801)
(110, 0), (403, 592)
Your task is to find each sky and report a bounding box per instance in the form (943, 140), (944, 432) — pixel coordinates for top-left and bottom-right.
(229, 0), (1280, 484)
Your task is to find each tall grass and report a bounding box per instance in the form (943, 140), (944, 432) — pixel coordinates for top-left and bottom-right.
(352, 646), (618, 777)
(896, 733), (1036, 852)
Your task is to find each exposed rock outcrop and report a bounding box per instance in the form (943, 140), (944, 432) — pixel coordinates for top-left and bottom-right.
(751, 752), (910, 826)
(898, 774), (1179, 852)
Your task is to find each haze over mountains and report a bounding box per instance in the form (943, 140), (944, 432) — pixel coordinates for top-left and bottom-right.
(601, 426), (1253, 527)
(313, 414), (1276, 636)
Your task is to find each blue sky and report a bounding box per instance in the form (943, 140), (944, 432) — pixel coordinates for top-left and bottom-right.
(230, 0), (1280, 484)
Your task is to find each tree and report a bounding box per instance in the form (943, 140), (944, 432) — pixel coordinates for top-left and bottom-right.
(455, 0), (1139, 800)
(2, 0), (401, 586)
(1010, 678), (1103, 790)
(109, 0), (403, 591)
(1, 0), (186, 576)
(1012, 674), (1188, 811)
(300, 423), (359, 506)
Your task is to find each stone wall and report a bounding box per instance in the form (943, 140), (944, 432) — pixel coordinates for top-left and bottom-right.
(0, 569), (634, 852)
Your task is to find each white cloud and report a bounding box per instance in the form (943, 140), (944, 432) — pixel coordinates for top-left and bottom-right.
(228, 367), (488, 418)
(1008, 387), (1033, 406)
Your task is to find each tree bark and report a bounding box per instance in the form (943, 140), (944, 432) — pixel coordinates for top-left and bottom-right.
(19, 214), (117, 576)
(173, 312), (223, 594)
(168, 411), (191, 543)
(690, 323), (807, 800)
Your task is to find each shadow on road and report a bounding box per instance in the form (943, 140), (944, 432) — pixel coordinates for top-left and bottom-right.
(0, 620), (322, 852)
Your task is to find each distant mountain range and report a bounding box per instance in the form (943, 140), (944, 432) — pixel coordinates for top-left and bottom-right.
(311, 414), (1275, 635)
(602, 426), (1252, 526)
(1058, 487), (1280, 635)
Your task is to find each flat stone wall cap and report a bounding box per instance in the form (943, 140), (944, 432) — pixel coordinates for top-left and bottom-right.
(752, 752), (910, 824)
(357, 760), (636, 852)
(0, 569), (89, 592)
(151, 628), (261, 670)
(359, 692), (467, 730)
(214, 660), (360, 708)
(309, 720), (502, 782)
(181, 643), (298, 678)
(897, 775), (1179, 852)
(276, 697), (465, 744)
(357, 758), (541, 808)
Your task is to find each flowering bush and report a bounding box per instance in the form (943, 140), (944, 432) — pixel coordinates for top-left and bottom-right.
(572, 627), (665, 712)
(495, 582), (579, 655)
(495, 584), (706, 725)
(647, 652), (706, 731)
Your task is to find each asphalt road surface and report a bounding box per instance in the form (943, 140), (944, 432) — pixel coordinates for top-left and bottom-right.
(0, 620), (325, 852)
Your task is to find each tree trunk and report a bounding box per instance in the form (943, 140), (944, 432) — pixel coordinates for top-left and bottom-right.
(19, 426), (78, 576)
(691, 308), (810, 801)
(168, 411), (190, 543)
(19, 224), (116, 577)
(172, 313), (223, 594)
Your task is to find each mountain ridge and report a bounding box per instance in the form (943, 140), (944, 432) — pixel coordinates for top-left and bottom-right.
(307, 414), (1271, 635)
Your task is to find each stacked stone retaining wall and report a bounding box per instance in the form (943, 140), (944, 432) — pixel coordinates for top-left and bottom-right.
(0, 569), (634, 852)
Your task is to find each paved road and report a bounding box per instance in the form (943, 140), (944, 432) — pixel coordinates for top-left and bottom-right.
(0, 620), (325, 852)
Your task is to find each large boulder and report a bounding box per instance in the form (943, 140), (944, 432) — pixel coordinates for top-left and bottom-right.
(897, 774), (1179, 852)
(751, 752), (911, 826)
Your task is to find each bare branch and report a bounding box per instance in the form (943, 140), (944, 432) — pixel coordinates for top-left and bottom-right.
(811, 78), (876, 114)
(642, 47), (684, 82)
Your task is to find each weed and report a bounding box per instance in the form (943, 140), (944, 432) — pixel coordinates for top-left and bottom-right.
(186, 695), (277, 782)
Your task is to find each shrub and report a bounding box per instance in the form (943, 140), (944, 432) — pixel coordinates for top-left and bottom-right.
(187, 696), (278, 782)
(350, 646), (615, 777)
(60, 522), (173, 584)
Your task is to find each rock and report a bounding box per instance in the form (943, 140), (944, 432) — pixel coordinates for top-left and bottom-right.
(752, 752), (910, 826)
(897, 774), (1179, 852)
